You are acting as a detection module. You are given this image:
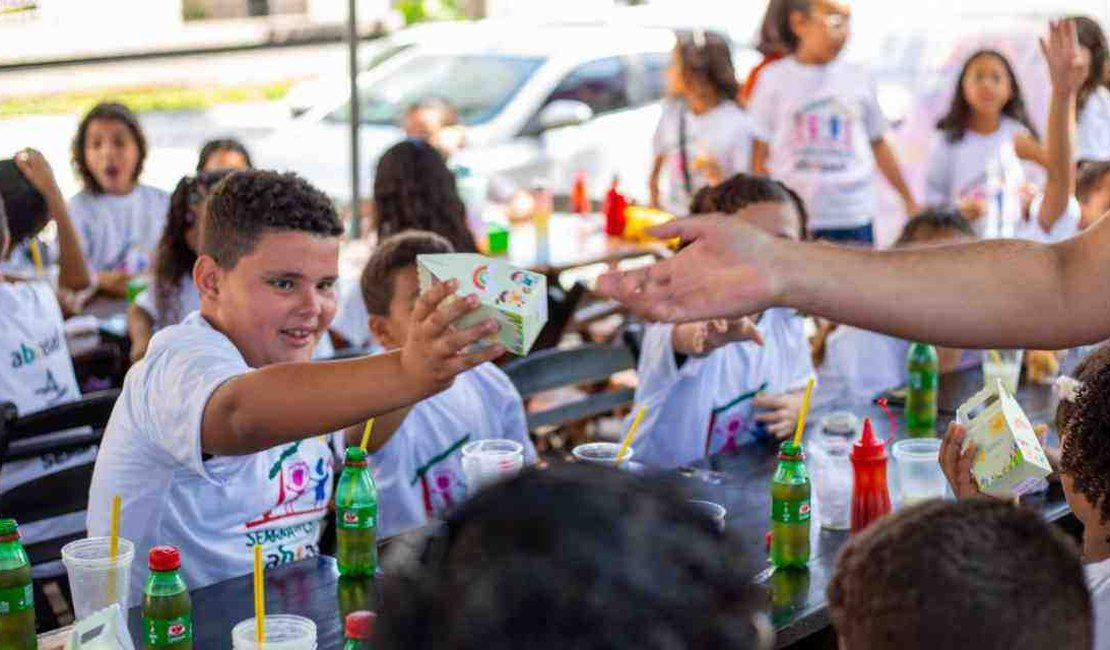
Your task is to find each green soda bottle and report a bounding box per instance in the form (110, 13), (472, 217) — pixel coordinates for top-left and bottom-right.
(770, 441), (811, 568)
(142, 546), (192, 650)
(0, 519), (34, 650)
(906, 342), (939, 437)
(336, 447), (379, 576)
(343, 611), (376, 649)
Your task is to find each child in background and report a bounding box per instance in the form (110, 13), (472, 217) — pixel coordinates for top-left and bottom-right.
(0, 149), (95, 546)
(648, 39), (685, 211)
(749, 0), (917, 244)
(196, 137), (253, 172)
(87, 171), (504, 603)
(1077, 161), (1110, 228)
(403, 97), (464, 158)
(925, 50), (1046, 236)
(739, 0), (791, 107)
(811, 209), (975, 410)
(631, 174), (813, 469)
(1073, 16), (1110, 160)
(827, 499), (1091, 650)
(650, 30), (752, 216)
(69, 102), (169, 298)
(349, 231), (535, 537)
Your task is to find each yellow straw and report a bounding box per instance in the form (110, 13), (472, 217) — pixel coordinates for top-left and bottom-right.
(615, 406), (647, 468)
(253, 544), (266, 645)
(359, 418), (376, 452)
(106, 494), (121, 601)
(988, 349), (1003, 365)
(791, 378), (817, 448)
(28, 240), (43, 277)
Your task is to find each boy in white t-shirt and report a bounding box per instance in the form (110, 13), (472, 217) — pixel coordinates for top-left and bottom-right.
(748, 0), (917, 244)
(0, 149), (95, 545)
(348, 231), (536, 537)
(631, 174), (814, 469)
(86, 170), (506, 603)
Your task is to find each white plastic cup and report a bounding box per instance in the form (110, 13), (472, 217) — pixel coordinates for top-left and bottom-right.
(571, 442), (633, 466)
(891, 438), (947, 505)
(232, 615), (317, 649)
(60, 537), (134, 621)
(809, 435), (853, 530)
(461, 439), (524, 494)
(688, 499), (727, 532)
(982, 349), (1024, 394)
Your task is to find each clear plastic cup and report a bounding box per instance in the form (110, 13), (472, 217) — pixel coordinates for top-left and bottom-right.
(232, 615), (317, 649)
(982, 349), (1024, 394)
(571, 442), (633, 466)
(891, 438), (947, 505)
(809, 434), (853, 530)
(688, 499), (727, 532)
(461, 439), (524, 494)
(60, 537), (134, 620)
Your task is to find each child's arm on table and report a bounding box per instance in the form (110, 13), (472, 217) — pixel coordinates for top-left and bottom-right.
(201, 281), (504, 456)
(127, 303), (154, 363)
(871, 138), (919, 216)
(95, 270), (130, 298)
(14, 149), (91, 291)
(753, 389), (805, 440)
(671, 317), (763, 357)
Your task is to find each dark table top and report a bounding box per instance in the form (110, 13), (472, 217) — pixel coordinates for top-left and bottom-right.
(683, 367), (1070, 649)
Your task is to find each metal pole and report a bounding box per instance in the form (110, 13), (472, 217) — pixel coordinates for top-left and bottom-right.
(346, 0), (361, 238)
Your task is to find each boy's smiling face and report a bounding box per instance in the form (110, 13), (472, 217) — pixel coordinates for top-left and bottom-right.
(197, 230), (339, 367)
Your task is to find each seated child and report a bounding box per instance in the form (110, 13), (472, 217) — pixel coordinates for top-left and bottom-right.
(828, 499), (1091, 650)
(351, 231), (535, 537)
(87, 171), (504, 603)
(941, 341), (1110, 648)
(0, 149), (95, 545)
(631, 174), (814, 468)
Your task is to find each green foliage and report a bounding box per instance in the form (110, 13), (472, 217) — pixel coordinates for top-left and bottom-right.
(395, 0), (466, 25)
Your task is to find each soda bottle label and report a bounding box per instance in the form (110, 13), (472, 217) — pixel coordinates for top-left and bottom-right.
(908, 370), (938, 391)
(338, 507), (376, 530)
(771, 498), (812, 524)
(0, 583), (32, 614)
(144, 614), (193, 646)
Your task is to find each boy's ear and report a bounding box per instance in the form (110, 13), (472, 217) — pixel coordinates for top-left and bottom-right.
(194, 254), (223, 300)
(368, 315), (396, 349)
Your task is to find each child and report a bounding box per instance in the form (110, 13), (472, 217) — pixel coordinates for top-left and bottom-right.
(1073, 16), (1110, 160)
(631, 174), (813, 469)
(811, 209), (976, 410)
(827, 499), (1091, 650)
(86, 170), (504, 603)
(0, 149), (95, 545)
(749, 0), (917, 244)
(349, 230), (535, 537)
(1077, 160), (1110, 228)
(196, 137), (253, 172)
(650, 30), (752, 216)
(925, 50), (1046, 237)
(69, 102), (169, 298)
(403, 97), (464, 158)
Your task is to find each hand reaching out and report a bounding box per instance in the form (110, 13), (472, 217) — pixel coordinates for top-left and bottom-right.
(1040, 18), (1085, 97)
(753, 391), (804, 440)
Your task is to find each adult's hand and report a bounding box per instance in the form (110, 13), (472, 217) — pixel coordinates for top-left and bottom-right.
(596, 207), (788, 322)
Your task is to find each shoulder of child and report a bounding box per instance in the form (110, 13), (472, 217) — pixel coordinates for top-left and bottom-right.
(143, 312), (245, 370)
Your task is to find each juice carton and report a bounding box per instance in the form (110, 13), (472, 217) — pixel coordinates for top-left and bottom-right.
(956, 378), (1052, 498)
(417, 254), (548, 356)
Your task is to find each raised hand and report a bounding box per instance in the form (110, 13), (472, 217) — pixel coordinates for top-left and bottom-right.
(1040, 18), (1085, 97)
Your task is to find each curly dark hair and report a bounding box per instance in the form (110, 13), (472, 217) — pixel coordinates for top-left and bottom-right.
(377, 462), (770, 650)
(936, 50), (1039, 144)
(1073, 16), (1110, 115)
(1056, 343), (1110, 538)
(373, 140), (477, 254)
(690, 173), (809, 238)
(828, 499), (1090, 650)
(71, 102), (147, 195)
(674, 30), (740, 103)
(1076, 160), (1110, 204)
(361, 230), (453, 317)
(196, 137), (253, 172)
(202, 170), (344, 269)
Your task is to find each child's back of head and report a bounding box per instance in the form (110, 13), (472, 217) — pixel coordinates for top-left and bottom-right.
(360, 230), (454, 350)
(690, 173), (809, 239)
(0, 158), (48, 258)
(1077, 160), (1110, 226)
(895, 208), (975, 247)
(828, 499), (1090, 650)
(378, 462), (772, 650)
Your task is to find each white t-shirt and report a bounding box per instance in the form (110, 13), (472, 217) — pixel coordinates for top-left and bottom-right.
(631, 309), (814, 469)
(87, 312), (335, 604)
(1087, 557), (1110, 650)
(370, 362), (535, 538)
(1078, 87), (1110, 161)
(1017, 194), (1082, 243)
(133, 277), (200, 332)
(748, 57), (888, 230)
(813, 326), (908, 412)
(0, 280), (96, 545)
(330, 276), (374, 349)
(69, 185), (169, 274)
(653, 99), (753, 216)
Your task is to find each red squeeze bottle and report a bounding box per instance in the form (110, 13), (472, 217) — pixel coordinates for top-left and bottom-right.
(850, 418), (892, 534)
(571, 171), (590, 214)
(603, 176), (627, 236)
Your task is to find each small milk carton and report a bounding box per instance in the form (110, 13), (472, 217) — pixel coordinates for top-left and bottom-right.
(956, 378), (1052, 498)
(417, 254), (548, 356)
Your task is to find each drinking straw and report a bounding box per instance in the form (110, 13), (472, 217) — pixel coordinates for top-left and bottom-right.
(106, 494), (121, 601)
(28, 240), (43, 277)
(359, 418), (376, 452)
(615, 406), (647, 468)
(988, 349), (1003, 365)
(253, 544), (266, 645)
(791, 377), (817, 448)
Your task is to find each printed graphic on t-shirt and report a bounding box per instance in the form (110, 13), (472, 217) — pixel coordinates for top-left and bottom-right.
(705, 382), (769, 455)
(411, 435), (470, 520)
(8, 332), (71, 407)
(791, 98), (856, 172)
